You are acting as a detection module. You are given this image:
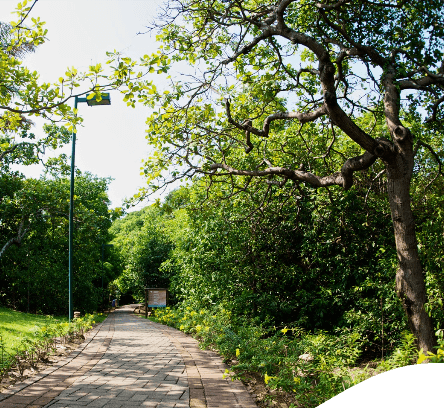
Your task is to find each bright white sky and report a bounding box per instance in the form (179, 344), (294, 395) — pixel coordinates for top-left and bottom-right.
(2, 0), (169, 210)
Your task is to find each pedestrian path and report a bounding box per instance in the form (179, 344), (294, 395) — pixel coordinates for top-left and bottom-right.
(0, 305), (257, 408)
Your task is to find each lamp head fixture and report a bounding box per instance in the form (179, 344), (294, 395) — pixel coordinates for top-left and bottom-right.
(86, 92), (111, 106)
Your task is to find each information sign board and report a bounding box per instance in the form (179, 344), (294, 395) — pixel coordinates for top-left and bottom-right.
(147, 288), (168, 307)
(144, 288), (168, 319)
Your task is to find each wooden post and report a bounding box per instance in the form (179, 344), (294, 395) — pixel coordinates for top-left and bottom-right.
(144, 288), (148, 319)
(381, 295), (384, 360)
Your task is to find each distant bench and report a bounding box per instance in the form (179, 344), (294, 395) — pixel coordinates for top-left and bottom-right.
(133, 304), (152, 316)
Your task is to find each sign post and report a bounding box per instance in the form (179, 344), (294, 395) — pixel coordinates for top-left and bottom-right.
(144, 288), (168, 319)
(144, 288), (148, 319)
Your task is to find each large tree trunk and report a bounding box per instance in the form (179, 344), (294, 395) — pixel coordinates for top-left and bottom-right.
(385, 142), (436, 354)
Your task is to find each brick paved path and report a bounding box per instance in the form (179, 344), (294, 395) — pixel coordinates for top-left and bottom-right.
(0, 305), (257, 408)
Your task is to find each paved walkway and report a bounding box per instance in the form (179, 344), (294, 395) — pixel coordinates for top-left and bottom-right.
(0, 306), (257, 408)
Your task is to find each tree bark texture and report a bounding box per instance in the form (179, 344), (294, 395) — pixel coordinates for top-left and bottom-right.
(385, 139), (436, 354)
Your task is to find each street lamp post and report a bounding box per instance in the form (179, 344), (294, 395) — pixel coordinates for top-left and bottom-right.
(69, 93), (111, 321)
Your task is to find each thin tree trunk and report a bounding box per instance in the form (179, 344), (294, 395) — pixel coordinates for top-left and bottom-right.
(0, 219), (29, 260)
(386, 152), (436, 354)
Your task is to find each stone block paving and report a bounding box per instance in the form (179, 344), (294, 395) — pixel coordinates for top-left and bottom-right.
(0, 305), (257, 408)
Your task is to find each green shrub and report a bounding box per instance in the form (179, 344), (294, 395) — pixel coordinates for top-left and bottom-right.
(0, 311), (106, 378)
(377, 331), (417, 370)
(417, 330), (444, 364)
(153, 305), (363, 407)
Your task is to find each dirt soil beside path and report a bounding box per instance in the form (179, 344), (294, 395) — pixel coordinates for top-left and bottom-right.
(241, 372), (295, 408)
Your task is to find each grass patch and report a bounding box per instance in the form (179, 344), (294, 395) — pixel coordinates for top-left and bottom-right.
(0, 307), (107, 376)
(0, 307), (67, 356)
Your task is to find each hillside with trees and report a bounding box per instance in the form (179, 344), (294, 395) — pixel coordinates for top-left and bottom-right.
(108, 1), (444, 403)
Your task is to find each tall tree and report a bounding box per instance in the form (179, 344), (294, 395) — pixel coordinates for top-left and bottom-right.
(0, 173), (118, 314)
(114, 0), (444, 353)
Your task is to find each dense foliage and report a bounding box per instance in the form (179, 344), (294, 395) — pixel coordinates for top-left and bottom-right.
(110, 204), (174, 301)
(151, 305), (422, 407)
(109, 0), (444, 352)
(0, 172), (120, 314)
(112, 180), (416, 356)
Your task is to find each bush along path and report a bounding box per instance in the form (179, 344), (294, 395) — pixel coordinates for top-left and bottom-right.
(0, 310), (107, 394)
(151, 306), (444, 408)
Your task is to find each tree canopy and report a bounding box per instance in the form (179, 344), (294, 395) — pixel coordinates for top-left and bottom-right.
(0, 0), (131, 168)
(111, 0), (444, 353)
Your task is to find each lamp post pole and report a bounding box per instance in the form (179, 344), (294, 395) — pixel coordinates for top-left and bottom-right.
(68, 93), (111, 322)
(68, 96), (78, 322)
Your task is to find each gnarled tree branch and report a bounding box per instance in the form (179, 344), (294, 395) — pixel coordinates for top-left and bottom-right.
(225, 99), (328, 139)
(209, 150), (377, 190)
(0, 144), (19, 162)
